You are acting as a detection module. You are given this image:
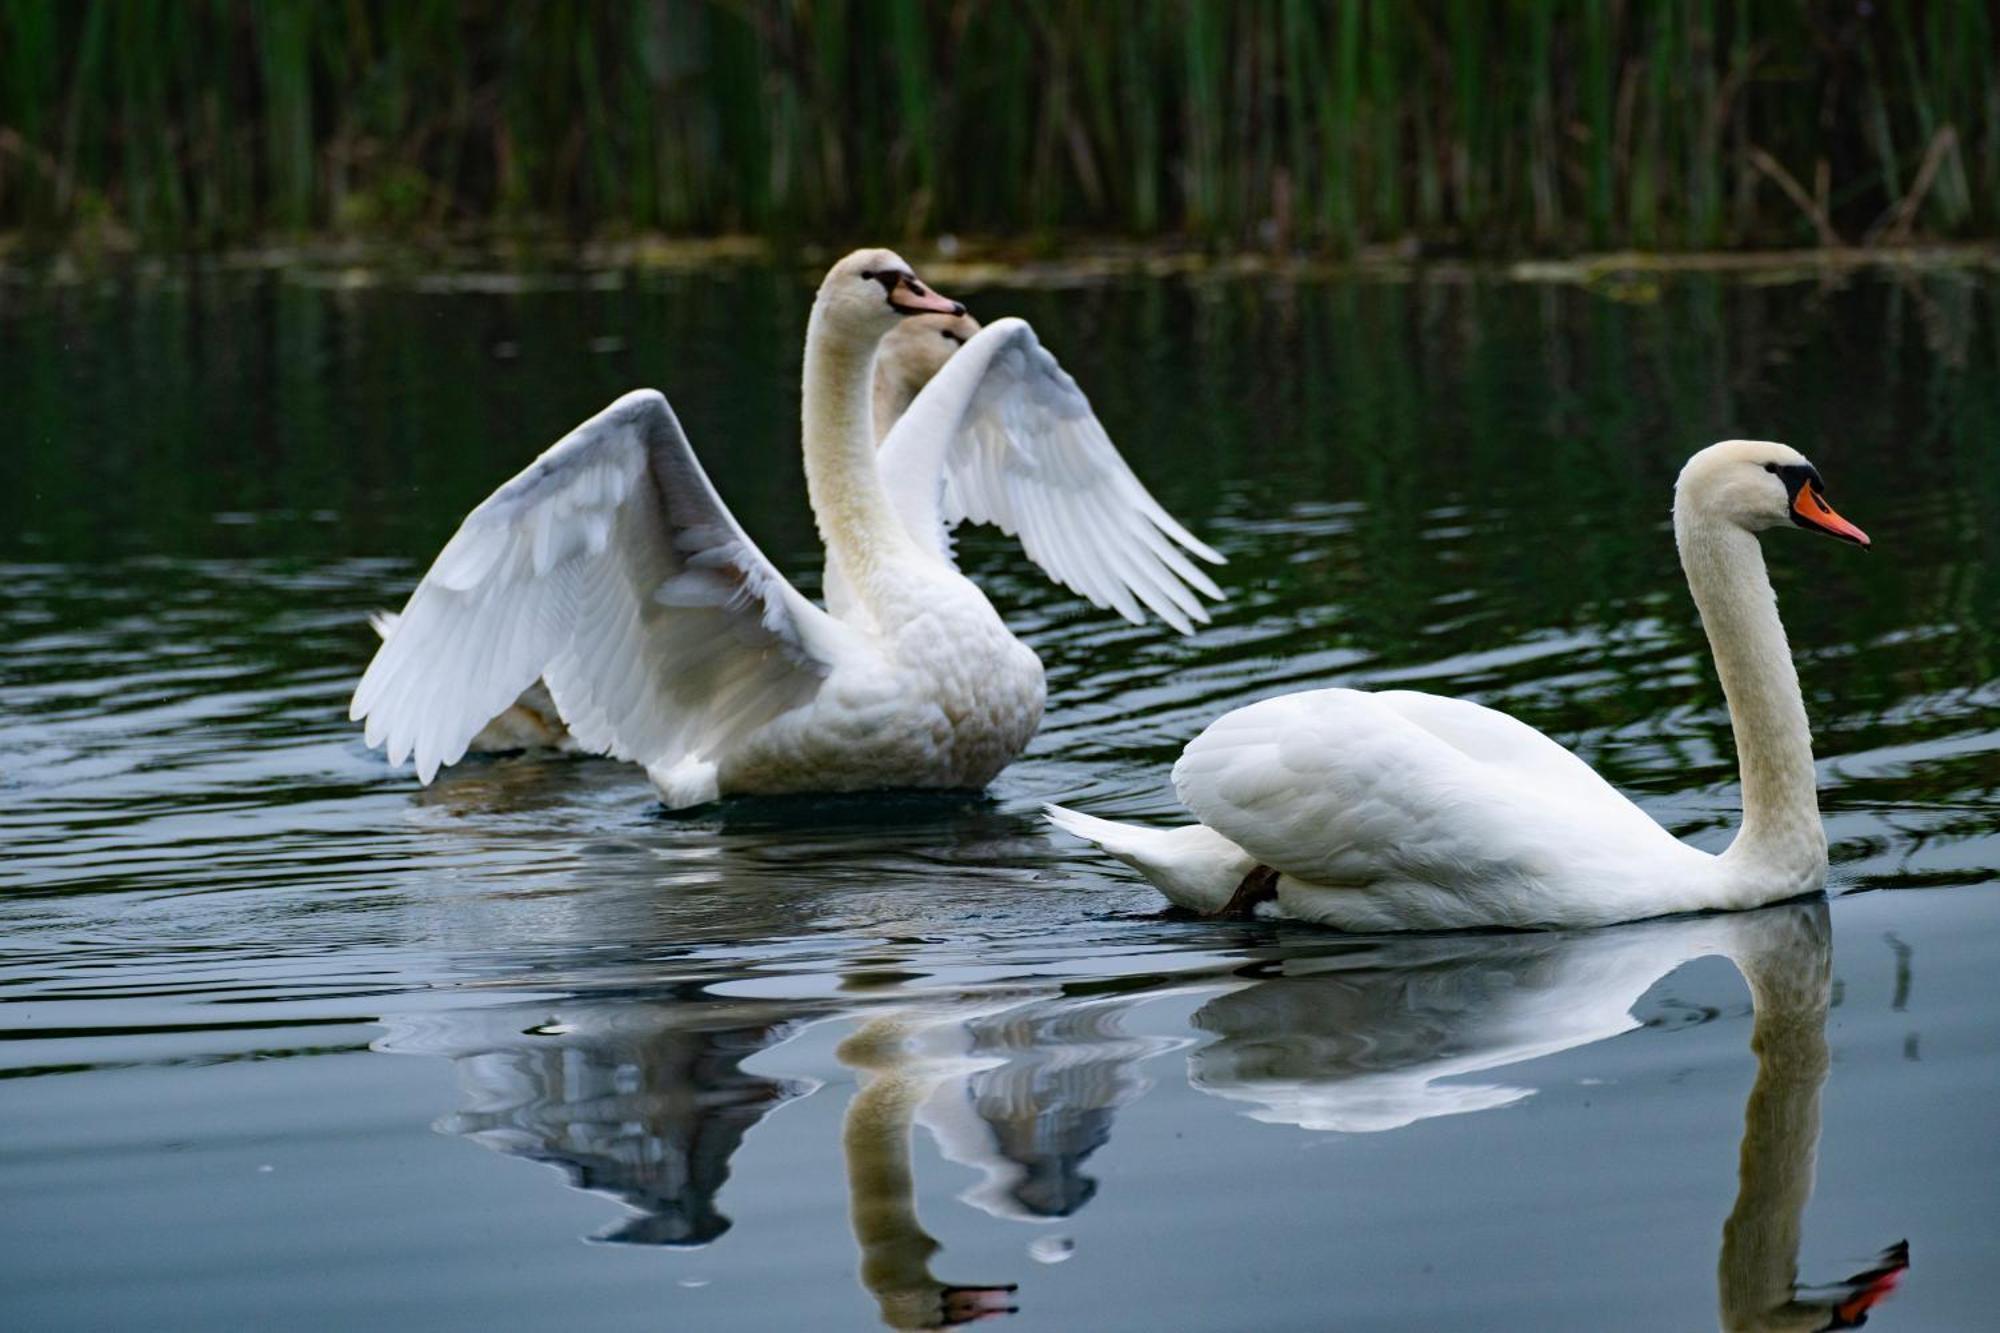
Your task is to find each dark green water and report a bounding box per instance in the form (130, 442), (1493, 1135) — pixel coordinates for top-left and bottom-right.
(2, 262), (1997, 1331)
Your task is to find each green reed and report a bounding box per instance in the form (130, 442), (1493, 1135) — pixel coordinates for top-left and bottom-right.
(2, 0), (1996, 252)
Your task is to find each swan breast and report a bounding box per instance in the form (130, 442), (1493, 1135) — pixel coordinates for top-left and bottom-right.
(718, 574), (1044, 796)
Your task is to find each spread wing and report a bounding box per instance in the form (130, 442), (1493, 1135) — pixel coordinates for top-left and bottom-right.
(875, 317), (1225, 633)
(1171, 688), (1676, 891)
(350, 390), (848, 782)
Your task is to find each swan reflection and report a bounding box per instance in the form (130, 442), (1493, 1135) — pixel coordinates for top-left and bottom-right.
(1188, 915), (1770, 1133)
(839, 1009), (1022, 1330)
(1713, 905), (1906, 1331)
(379, 983), (1168, 1328)
(915, 994), (1178, 1221)
(834, 991), (1176, 1327)
(1187, 903), (1905, 1329)
(378, 991), (822, 1245)
(379, 900), (1904, 1328)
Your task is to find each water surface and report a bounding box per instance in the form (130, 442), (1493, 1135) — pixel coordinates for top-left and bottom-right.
(3, 262), (1997, 1330)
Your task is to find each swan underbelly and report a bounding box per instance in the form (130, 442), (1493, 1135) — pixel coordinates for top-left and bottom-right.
(707, 580), (1045, 802)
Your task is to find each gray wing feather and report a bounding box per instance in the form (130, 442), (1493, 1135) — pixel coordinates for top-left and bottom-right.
(350, 390), (837, 783)
(877, 318), (1224, 633)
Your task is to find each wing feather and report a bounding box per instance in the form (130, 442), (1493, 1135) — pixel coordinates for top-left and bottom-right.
(351, 390), (844, 783)
(1172, 689), (1675, 892)
(877, 317), (1224, 633)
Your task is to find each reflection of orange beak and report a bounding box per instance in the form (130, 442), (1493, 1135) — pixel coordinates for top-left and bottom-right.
(1792, 485), (1871, 548)
(890, 275), (966, 318)
(1829, 1241), (1908, 1328)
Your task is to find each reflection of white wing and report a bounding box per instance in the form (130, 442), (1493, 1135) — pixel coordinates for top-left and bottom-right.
(351, 390), (848, 782)
(915, 996), (1177, 1222)
(877, 317), (1224, 633)
(376, 1000), (826, 1247)
(1189, 946), (1584, 1133)
(1173, 687), (1685, 896)
(1189, 908), (1804, 1134)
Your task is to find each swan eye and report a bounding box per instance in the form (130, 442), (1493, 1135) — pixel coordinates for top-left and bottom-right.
(859, 270), (877, 282)
(1763, 463), (1779, 474)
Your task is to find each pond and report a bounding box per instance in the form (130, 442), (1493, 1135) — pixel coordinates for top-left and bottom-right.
(3, 259), (1996, 1330)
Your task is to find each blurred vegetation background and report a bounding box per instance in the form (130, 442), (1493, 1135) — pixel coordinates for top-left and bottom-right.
(1, 0), (1995, 255)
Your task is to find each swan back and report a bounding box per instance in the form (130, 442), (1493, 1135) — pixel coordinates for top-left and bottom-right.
(1168, 687), (1706, 929)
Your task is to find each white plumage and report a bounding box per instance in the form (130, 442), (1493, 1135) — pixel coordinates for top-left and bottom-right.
(879, 317), (1223, 634)
(352, 250), (1223, 804)
(1051, 439), (1872, 931)
(352, 389), (842, 789)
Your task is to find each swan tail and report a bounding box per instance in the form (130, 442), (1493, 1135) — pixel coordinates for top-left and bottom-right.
(1044, 804), (1261, 914)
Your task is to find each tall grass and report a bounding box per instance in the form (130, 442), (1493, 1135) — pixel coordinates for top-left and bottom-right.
(2, 0), (1996, 252)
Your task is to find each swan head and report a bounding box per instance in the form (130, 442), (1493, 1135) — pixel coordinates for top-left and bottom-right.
(879, 309), (983, 382)
(1677, 440), (1871, 548)
(871, 310), (984, 444)
(878, 309), (982, 390)
(815, 249), (965, 340)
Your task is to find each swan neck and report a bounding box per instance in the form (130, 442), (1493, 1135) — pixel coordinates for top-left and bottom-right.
(1675, 507), (1826, 890)
(803, 309), (920, 591)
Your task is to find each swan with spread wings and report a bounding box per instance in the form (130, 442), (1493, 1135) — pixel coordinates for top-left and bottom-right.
(351, 249), (1223, 806)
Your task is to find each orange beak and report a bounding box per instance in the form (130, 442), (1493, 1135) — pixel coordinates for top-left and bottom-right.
(1792, 484), (1871, 548)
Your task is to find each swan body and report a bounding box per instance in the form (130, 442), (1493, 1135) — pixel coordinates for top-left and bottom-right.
(352, 250), (1221, 805)
(368, 313), (983, 758)
(370, 490), (1041, 805)
(1051, 440), (1871, 930)
(673, 553), (1045, 806)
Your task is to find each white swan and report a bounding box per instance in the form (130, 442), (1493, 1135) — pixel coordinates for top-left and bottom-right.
(1049, 440), (1871, 930)
(365, 307), (989, 761)
(351, 250), (1222, 805)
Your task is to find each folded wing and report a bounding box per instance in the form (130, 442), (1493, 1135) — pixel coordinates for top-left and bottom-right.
(350, 390), (844, 782)
(1171, 689), (1672, 890)
(876, 317), (1225, 633)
